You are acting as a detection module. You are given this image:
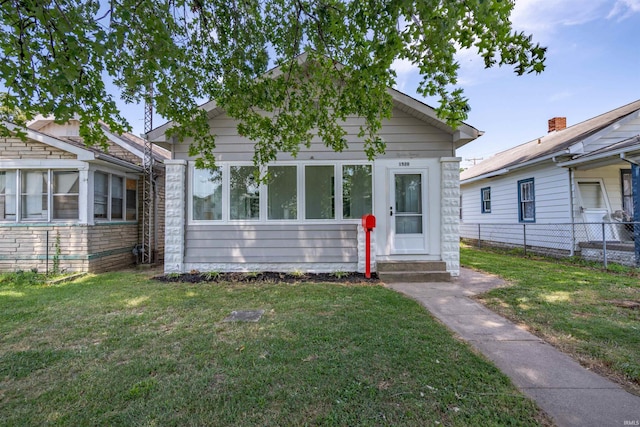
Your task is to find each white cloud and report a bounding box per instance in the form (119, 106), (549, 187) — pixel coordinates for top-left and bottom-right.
(391, 58), (418, 92)
(607, 0), (640, 20)
(510, 0), (610, 41)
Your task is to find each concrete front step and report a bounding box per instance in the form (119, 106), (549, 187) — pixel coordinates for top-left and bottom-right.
(377, 261), (448, 272)
(378, 270), (451, 283)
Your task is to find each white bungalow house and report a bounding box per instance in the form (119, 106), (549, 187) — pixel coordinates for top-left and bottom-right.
(460, 100), (640, 266)
(147, 87), (481, 280)
(0, 117), (169, 272)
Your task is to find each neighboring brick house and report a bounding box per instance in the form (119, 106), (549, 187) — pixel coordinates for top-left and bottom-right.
(0, 117), (168, 273)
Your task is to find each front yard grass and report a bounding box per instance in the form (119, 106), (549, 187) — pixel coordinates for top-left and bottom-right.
(1, 271), (546, 426)
(461, 245), (640, 394)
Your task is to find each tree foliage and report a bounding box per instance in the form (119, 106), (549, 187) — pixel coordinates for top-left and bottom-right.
(0, 0), (545, 168)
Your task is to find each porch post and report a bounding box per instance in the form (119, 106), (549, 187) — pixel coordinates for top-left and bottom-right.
(440, 157), (461, 276)
(633, 164), (640, 266)
(164, 160), (187, 273)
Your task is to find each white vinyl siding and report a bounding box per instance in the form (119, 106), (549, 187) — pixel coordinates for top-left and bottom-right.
(184, 224), (357, 265)
(172, 108), (454, 162)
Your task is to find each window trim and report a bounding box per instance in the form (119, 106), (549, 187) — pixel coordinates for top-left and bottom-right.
(518, 178), (535, 223)
(480, 186), (491, 214)
(188, 160), (374, 225)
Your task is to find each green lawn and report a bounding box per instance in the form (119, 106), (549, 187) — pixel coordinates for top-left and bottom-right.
(461, 245), (640, 394)
(0, 271), (546, 426)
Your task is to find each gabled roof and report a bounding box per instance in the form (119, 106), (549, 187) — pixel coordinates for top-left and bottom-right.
(146, 54), (481, 148)
(557, 135), (640, 168)
(461, 99), (640, 182)
(3, 121), (143, 172)
(24, 115), (170, 165)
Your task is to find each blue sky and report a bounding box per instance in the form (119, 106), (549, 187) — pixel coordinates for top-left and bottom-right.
(394, 0), (640, 169)
(118, 0), (640, 169)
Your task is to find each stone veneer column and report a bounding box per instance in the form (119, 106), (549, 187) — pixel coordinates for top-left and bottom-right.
(164, 160), (187, 273)
(440, 157), (461, 276)
(357, 225), (376, 273)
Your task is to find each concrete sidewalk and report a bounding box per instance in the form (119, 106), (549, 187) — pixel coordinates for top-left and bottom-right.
(389, 268), (640, 427)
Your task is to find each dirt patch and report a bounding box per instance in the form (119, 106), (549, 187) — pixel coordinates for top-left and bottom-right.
(607, 299), (640, 310)
(154, 271), (379, 284)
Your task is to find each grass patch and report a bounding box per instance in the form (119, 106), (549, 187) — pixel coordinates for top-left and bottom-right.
(0, 271), (546, 425)
(461, 245), (640, 394)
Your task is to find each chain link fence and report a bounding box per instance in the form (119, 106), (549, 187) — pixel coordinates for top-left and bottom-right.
(460, 221), (640, 269)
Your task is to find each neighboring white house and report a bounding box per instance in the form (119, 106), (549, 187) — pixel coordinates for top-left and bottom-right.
(460, 100), (640, 265)
(147, 70), (481, 279)
(0, 117), (169, 272)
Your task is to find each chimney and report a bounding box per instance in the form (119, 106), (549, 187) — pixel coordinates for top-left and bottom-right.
(548, 117), (567, 133)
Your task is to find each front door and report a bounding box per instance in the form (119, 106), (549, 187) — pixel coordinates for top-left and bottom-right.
(389, 171), (426, 253)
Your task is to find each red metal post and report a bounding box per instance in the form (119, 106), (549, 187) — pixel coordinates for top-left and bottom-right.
(361, 214), (376, 279)
(365, 229), (371, 278)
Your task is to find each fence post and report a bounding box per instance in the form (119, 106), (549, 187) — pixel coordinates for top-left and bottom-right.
(45, 230), (49, 275)
(602, 222), (607, 270)
(523, 224), (527, 255)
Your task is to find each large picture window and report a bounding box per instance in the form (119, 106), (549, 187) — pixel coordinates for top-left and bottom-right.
(268, 166), (297, 220)
(518, 178), (535, 222)
(190, 162), (373, 223)
(192, 167), (222, 221)
(305, 165), (334, 219)
(342, 165), (372, 219)
(0, 170), (17, 220)
(230, 166), (259, 220)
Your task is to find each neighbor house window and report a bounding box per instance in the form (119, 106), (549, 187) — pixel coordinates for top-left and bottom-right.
(305, 165), (335, 219)
(481, 187), (491, 213)
(621, 169), (634, 217)
(126, 179), (137, 220)
(0, 170), (17, 220)
(518, 178), (535, 222)
(268, 166), (297, 220)
(94, 171), (135, 221)
(94, 172), (108, 219)
(21, 170), (48, 220)
(111, 175), (124, 220)
(230, 166), (259, 220)
(52, 171), (79, 220)
(342, 165), (372, 219)
(192, 167), (222, 221)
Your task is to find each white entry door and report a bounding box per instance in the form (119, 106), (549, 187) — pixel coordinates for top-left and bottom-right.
(389, 171), (426, 253)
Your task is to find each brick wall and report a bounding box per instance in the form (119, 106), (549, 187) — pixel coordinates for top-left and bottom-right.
(0, 223), (139, 273)
(0, 137), (77, 160)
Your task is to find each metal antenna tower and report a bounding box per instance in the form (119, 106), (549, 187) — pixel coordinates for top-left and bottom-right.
(142, 84), (154, 264)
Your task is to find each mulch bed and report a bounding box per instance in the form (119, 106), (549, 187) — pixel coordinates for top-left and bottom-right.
(154, 271), (379, 284)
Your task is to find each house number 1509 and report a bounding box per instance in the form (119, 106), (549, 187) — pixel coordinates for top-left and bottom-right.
(399, 161), (410, 166)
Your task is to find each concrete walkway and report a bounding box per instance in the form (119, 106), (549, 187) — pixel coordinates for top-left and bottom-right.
(388, 268), (640, 427)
